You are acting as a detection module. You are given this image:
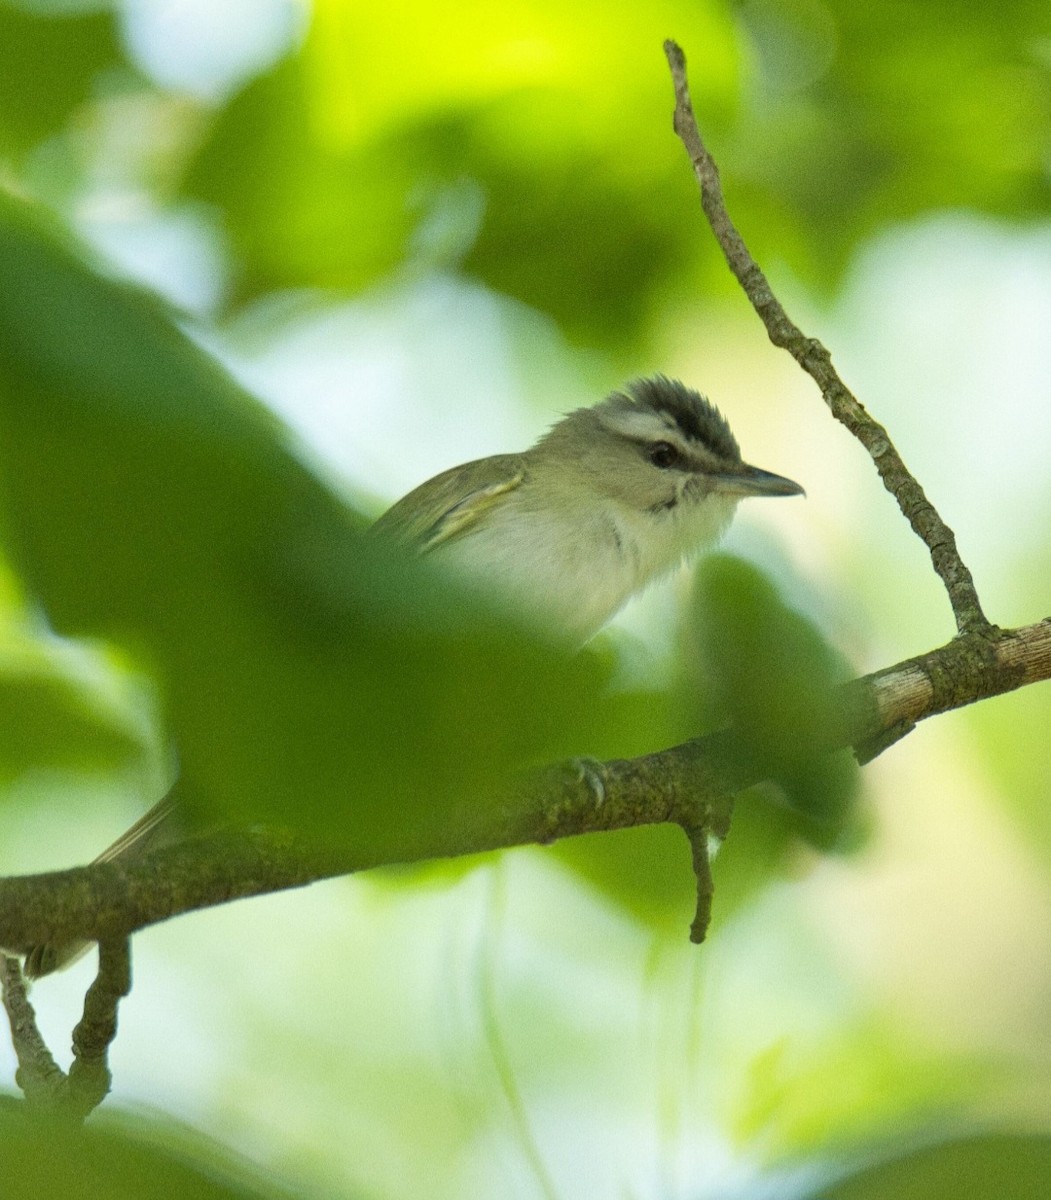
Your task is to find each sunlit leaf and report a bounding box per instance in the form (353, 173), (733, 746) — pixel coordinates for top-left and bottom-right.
(182, 0), (742, 344)
(171, 0), (1051, 342)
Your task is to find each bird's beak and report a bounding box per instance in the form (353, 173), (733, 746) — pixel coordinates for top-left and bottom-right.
(711, 463), (805, 498)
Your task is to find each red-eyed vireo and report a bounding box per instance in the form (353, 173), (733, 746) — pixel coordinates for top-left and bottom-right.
(376, 375), (802, 642)
(23, 375), (801, 977)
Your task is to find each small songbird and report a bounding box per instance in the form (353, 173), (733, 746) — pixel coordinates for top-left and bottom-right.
(374, 375), (803, 642)
(23, 376), (801, 978)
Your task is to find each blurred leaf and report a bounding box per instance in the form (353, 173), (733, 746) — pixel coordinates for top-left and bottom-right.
(183, 53), (428, 300)
(734, 1011), (993, 1160)
(173, 0), (1051, 344)
(182, 0), (741, 345)
(2, 0), (1047, 349)
(815, 1131), (1051, 1200)
(707, 788), (812, 926)
(728, 0), (1051, 288)
(0, 3), (122, 160)
(552, 823), (697, 934)
(0, 191), (630, 859)
(690, 554), (860, 847)
(0, 1104), (305, 1199)
(0, 621), (159, 786)
(456, 94), (689, 344)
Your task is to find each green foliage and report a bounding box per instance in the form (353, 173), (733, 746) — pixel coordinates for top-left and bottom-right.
(730, 0), (1051, 287)
(0, 4), (123, 162)
(0, 1105), (297, 1200)
(0, 191), (632, 857)
(815, 1132), (1051, 1200)
(552, 822), (698, 934)
(0, 623), (158, 786)
(181, 0), (738, 345)
(0, 6), (1047, 1195)
(2, 1), (1048, 349)
(691, 553), (860, 847)
(732, 1012), (992, 1161)
(172, 0), (1051, 341)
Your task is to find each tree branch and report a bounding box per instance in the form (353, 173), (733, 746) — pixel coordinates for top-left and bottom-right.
(1, 618), (1047, 957)
(662, 39), (990, 637)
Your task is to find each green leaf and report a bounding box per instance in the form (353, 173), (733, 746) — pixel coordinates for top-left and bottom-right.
(0, 1105), (304, 1200)
(0, 620), (159, 785)
(815, 1132), (1051, 1200)
(0, 3), (122, 160)
(690, 554), (860, 849)
(0, 191), (626, 858)
(180, 0), (743, 345)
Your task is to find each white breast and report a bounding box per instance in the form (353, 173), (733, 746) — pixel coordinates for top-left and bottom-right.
(434, 492), (739, 644)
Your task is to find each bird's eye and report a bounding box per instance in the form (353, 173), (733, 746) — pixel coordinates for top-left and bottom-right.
(648, 441), (679, 469)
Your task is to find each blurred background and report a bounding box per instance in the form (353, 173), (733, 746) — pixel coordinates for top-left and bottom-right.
(1, 0), (1050, 1197)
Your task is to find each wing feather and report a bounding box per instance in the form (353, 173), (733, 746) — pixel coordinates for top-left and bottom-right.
(372, 454), (527, 552)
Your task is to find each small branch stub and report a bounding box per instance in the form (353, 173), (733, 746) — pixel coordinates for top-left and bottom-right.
(682, 824), (716, 944)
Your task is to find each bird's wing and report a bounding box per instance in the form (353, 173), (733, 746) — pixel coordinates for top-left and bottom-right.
(371, 454), (527, 552)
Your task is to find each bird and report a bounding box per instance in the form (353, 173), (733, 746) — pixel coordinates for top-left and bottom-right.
(23, 375), (801, 977)
(374, 375), (803, 643)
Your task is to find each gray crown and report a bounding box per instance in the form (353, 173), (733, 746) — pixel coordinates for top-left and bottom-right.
(620, 375), (740, 462)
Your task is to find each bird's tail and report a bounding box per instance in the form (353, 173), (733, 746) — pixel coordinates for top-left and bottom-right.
(23, 792), (178, 979)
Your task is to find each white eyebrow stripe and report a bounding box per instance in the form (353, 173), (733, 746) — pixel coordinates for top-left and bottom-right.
(597, 408), (687, 445)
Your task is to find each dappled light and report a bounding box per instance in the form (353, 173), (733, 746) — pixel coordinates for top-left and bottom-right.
(0, 2), (1050, 1198)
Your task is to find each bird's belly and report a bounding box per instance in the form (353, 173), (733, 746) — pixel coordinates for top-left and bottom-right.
(436, 515), (636, 643)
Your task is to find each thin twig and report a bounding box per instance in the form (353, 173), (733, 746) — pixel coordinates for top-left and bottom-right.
(66, 938), (130, 1119)
(0, 956), (65, 1108)
(662, 39), (990, 637)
